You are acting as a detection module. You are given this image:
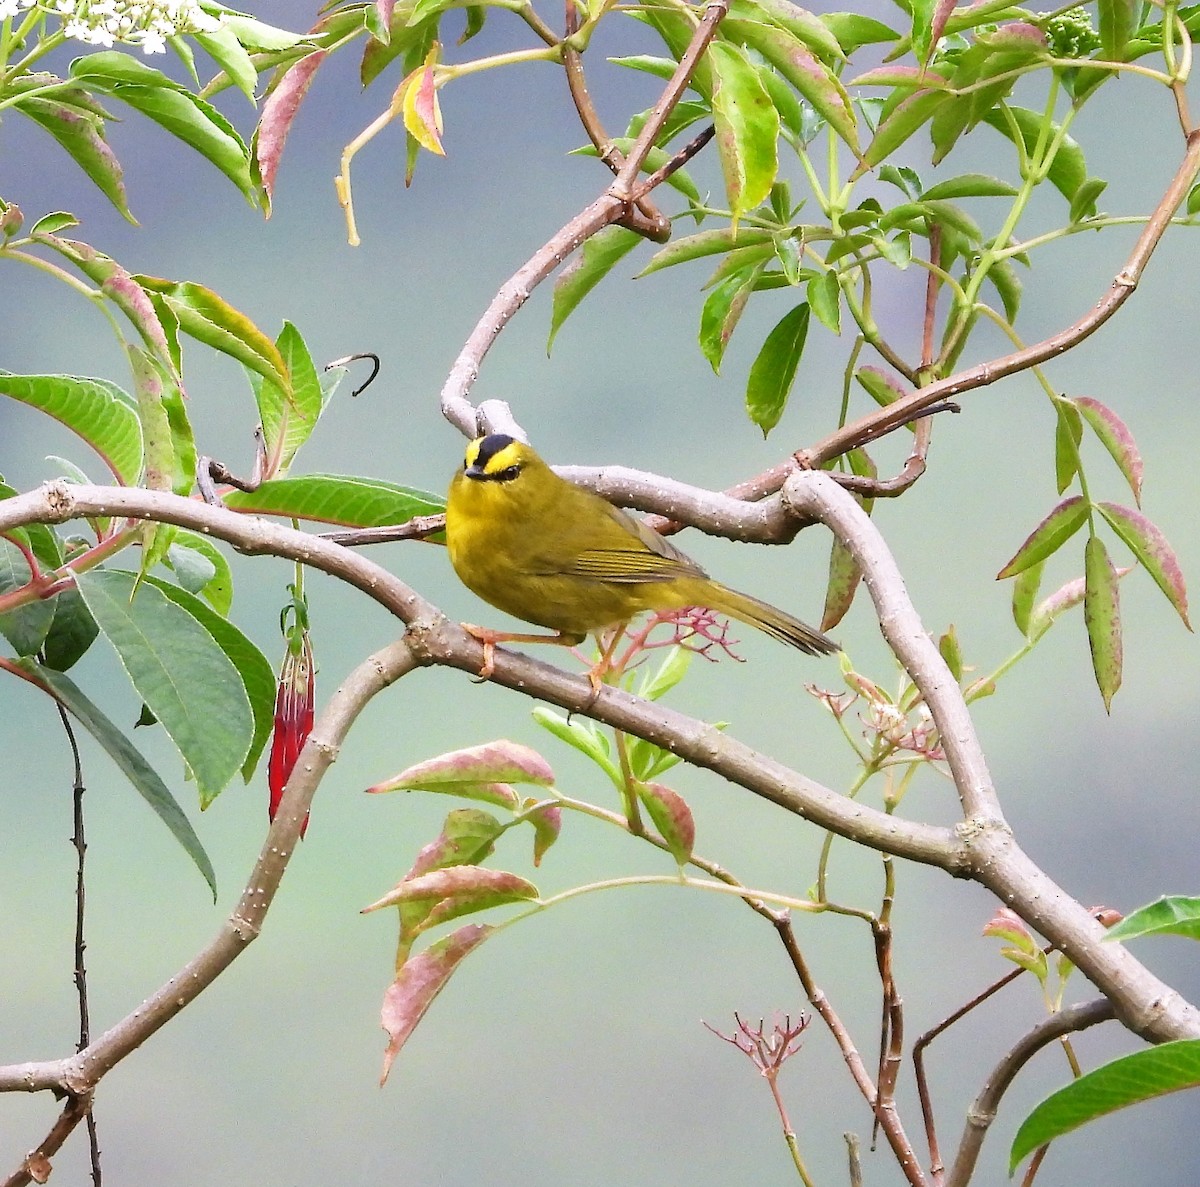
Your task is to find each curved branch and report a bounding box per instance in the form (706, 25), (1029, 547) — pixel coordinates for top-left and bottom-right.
(0, 638), (419, 1110)
(783, 469), (1200, 1044)
(945, 999), (1116, 1187)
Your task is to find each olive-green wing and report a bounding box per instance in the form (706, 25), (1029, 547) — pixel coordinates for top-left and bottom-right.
(562, 504), (707, 584)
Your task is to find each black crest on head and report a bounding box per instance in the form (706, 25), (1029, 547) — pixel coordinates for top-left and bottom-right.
(475, 434), (516, 467)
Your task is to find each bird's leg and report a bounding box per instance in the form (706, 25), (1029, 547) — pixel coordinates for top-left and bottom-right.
(584, 626), (628, 700)
(462, 624), (586, 681)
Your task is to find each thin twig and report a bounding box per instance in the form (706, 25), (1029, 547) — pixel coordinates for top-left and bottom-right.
(944, 999), (1114, 1187)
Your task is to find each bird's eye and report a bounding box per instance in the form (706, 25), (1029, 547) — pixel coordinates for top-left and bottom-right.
(494, 464), (521, 482)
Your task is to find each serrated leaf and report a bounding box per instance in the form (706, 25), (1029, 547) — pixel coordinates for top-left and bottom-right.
(1106, 896), (1200, 943)
(709, 42), (779, 225)
(996, 496), (1089, 579)
(746, 303), (810, 436)
(1084, 534), (1122, 711)
(1075, 397), (1143, 505)
(0, 373), (142, 484)
(549, 226), (642, 352)
(377, 923), (492, 1083)
(75, 569), (253, 804)
(1011, 1041), (1200, 1174)
(16, 658), (216, 897)
(224, 474), (444, 528)
(1096, 502), (1190, 628)
(637, 781), (695, 864)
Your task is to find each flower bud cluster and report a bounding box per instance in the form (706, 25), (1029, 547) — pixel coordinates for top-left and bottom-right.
(1, 0), (223, 54)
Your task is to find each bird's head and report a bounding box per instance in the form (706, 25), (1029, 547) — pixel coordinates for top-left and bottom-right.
(461, 434), (540, 483)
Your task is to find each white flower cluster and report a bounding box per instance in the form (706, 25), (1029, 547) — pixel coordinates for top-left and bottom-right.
(0, 0), (223, 54)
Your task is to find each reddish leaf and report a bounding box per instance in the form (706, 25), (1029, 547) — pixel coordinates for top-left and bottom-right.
(930, 0), (958, 49)
(397, 58), (444, 156)
(1097, 503), (1190, 629)
(526, 801), (562, 867)
(1084, 535), (1122, 712)
(255, 50), (327, 202)
(1011, 559), (1043, 636)
(996, 496), (1089, 579)
(406, 809), (503, 880)
(821, 536), (862, 631)
(637, 782), (695, 864)
(1075, 397), (1144, 505)
(369, 739), (554, 794)
(362, 865), (538, 914)
(379, 924), (492, 1084)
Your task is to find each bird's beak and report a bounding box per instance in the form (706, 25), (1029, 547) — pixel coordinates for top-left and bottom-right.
(464, 463), (487, 480)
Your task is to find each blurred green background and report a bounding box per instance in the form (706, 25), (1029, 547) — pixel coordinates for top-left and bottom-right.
(2, 4), (1200, 1184)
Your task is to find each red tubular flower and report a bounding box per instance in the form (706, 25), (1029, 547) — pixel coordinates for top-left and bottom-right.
(268, 628), (314, 837)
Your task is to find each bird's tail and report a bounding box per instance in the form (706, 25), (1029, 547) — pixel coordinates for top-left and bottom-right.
(706, 583), (839, 656)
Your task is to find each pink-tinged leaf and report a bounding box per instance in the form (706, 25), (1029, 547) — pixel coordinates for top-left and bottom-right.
(370, 778), (520, 810)
(1097, 502), (1191, 629)
(1074, 397), (1144, 505)
(254, 50), (327, 203)
(982, 906), (1035, 948)
(1084, 535), (1122, 712)
(976, 21), (1049, 49)
(855, 365), (909, 409)
(397, 61), (444, 157)
(1027, 566), (1133, 641)
(996, 496), (1089, 579)
(526, 801), (562, 867)
(376, 0), (396, 29)
(369, 739), (555, 793)
(362, 865), (538, 914)
(821, 536), (862, 631)
(719, 20), (858, 152)
(1011, 559), (1043, 636)
(930, 0), (957, 48)
(637, 782), (695, 865)
(379, 923), (492, 1084)
(847, 65), (947, 87)
(406, 809), (504, 879)
(709, 41), (779, 224)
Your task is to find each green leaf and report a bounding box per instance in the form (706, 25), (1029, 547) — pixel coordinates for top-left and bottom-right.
(745, 303), (810, 436)
(1084, 534), (1122, 711)
(0, 373), (142, 484)
(719, 18), (858, 150)
(984, 256), (1023, 323)
(1053, 397), (1084, 495)
(1074, 397), (1143, 505)
(135, 278), (289, 392)
(15, 94), (133, 222)
(919, 172), (1019, 200)
(855, 364), (908, 409)
(1098, 0), (1136, 60)
(806, 270), (841, 333)
(820, 11), (900, 52)
(639, 227), (776, 277)
(531, 706), (621, 787)
(141, 575), (275, 786)
(699, 266), (765, 373)
(1070, 176), (1108, 223)
(548, 226), (642, 352)
(75, 569), (253, 805)
(855, 89), (949, 175)
(16, 658), (216, 897)
(635, 644), (694, 702)
(1106, 896), (1200, 943)
(709, 41), (780, 225)
(223, 474), (444, 528)
(41, 584), (100, 671)
(1096, 502), (1191, 628)
(1011, 1041), (1200, 1173)
(996, 496), (1089, 579)
(193, 26), (259, 102)
(70, 56), (253, 201)
(982, 106), (1087, 204)
(1011, 559), (1043, 637)
(0, 540), (55, 656)
(166, 531), (233, 614)
(252, 321), (323, 475)
(372, 739), (555, 792)
(571, 139), (701, 205)
(29, 211), (80, 236)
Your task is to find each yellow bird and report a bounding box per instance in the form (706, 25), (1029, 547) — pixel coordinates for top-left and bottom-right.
(445, 434), (837, 686)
